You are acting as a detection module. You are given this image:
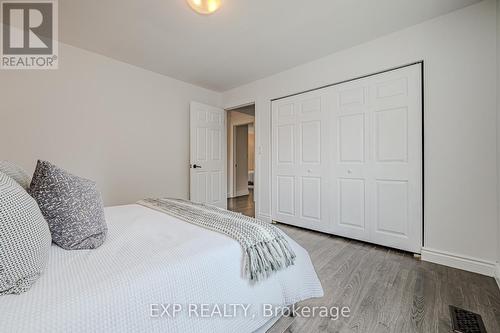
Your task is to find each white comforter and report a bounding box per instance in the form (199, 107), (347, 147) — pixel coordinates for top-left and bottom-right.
(0, 204), (323, 333)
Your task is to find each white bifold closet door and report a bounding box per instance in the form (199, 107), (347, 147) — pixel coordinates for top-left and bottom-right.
(271, 89), (331, 233)
(272, 64), (422, 253)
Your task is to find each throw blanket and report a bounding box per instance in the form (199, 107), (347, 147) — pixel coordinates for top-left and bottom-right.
(137, 198), (296, 281)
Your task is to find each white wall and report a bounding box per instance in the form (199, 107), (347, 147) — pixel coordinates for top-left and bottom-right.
(223, 0), (498, 274)
(497, 0), (500, 280)
(0, 43), (221, 206)
(226, 109), (254, 197)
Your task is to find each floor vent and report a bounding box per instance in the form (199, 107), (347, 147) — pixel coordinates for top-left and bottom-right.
(449, 305), (487, 333)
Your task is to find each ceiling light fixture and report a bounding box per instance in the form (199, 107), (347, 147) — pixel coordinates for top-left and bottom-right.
(187, 0), (221, 15)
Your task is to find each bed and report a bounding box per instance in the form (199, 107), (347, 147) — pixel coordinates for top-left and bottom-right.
(0, 204), (323, 333)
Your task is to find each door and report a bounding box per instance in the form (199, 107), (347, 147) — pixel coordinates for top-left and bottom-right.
(234, 125), (249, 197)
(271, 90), (330, 233)
(190, 101), (227, 208)
(330, 64), (422, 253)
(271, 63), (423, 253)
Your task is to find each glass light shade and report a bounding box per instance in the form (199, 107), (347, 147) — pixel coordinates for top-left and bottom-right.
(187, 0), (222, 15)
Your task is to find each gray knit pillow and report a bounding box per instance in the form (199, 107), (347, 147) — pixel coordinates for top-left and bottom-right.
(29, 160), (107, 250)
(0, 161), (31, 190)
(0, 171), (52, 295)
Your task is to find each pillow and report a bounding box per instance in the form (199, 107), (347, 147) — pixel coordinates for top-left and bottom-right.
(0, 161), (31, 190)
(0, 171), (52, 295)
(29, 160), (107, 250)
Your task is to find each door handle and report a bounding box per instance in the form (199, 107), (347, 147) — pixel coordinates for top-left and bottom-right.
(191, 164), (202, 169)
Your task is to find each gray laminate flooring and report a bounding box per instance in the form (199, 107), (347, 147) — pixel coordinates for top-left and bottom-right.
(227, 189), (255, 217)
(267, 224), (500, 333)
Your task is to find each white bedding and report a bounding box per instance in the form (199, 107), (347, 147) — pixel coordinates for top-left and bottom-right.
(0, 204), (323, 333)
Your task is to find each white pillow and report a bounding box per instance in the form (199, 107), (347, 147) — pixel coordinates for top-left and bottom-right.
(0, 161), (31, 190)
(0, 171), (52, 295)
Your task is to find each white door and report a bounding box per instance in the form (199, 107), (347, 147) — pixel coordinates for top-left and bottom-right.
(271, 90), (330, 233)
(330, 64), (422, 253)
(190, 101), (227, 209)
(271, 63), (422, 253)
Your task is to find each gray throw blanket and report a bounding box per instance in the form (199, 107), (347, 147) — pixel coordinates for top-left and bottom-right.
(137, 198), (296, 282)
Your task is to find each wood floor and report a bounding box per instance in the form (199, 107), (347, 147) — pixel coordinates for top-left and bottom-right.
(227, 189), (255, 217)
(269, 224), (500, 333)
(226, 198), (500, 332)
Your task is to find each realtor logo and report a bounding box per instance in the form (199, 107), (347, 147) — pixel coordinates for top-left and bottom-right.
(1, 0), (58, 69)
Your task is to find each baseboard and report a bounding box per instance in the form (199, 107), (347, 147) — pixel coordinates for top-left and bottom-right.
(495, 263), (500, 290)
(257, 214), (272, 223)
(234, 189), (249, 197)
(421, 247), (496, 277)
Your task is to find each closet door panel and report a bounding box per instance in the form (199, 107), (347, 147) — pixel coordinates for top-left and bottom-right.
(330, 64), (422, 253)
(277, 125), (295, 164)
(301, 176), (322, 221)
(271, 64), (422, 253)
(338, 113), (365, 163)
(330, 82), (371, 241)
(272, 91), (330, 232)
(368, 65), (422, 253)
(277, 176), (295, 216)
(338, 178), (366, 230)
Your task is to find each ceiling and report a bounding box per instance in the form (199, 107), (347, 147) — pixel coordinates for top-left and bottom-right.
(59, 0), (481, 92)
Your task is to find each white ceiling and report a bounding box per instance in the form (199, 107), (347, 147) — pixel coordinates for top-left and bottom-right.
(60, 0), (481, 92)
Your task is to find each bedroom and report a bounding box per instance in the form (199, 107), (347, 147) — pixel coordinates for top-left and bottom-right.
(0, 0), (499, 332)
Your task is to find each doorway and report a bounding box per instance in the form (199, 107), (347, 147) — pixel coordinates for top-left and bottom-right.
(226, 104), (255, 217)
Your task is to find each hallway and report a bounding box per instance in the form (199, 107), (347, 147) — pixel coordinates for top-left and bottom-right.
(227, 189), (255, 217)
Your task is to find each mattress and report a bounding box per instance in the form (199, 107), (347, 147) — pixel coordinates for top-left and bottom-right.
(0, 204), (323, 333)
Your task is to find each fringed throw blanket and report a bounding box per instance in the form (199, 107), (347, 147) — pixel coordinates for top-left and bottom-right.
(137, 198), (296, 282)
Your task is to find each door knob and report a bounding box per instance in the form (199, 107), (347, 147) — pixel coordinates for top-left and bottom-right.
(192, 164), (202, 169)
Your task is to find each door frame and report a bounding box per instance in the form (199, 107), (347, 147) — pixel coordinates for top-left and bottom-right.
(232, 123), (252, 197)
(269, 61), (425, 250)
(224, 102), (257, 202)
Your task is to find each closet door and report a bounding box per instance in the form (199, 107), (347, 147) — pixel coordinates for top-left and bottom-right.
(330, 64), (422, 253)
(271, 91), (330, 232)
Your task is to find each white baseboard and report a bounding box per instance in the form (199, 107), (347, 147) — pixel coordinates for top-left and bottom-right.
(235, 189), (249, 197)
(495, 263), (500, 290)
(256, 214), (272, 223)
(421, 247), (496, 277)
